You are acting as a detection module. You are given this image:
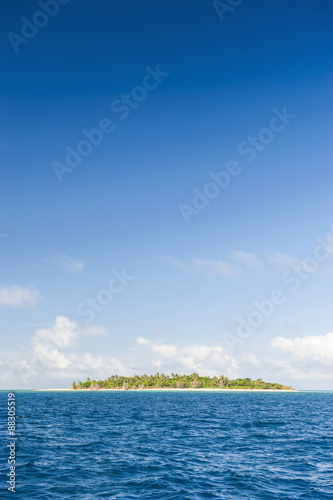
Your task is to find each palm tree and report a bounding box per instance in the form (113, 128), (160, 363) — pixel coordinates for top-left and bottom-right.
(212, 376), (218, 387)
(190, 380), (200, 388)
(218, 376), (229, 388)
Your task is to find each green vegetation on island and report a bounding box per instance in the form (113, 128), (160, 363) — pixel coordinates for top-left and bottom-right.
(72, 374), (293, 390)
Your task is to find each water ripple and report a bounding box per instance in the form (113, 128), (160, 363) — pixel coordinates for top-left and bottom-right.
(0, 391), (332, 499)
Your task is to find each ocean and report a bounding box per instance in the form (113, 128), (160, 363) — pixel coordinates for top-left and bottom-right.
(1, 391), (333, 499)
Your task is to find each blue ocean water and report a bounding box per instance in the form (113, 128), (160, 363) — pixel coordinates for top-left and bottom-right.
(1, 391), (333, 499)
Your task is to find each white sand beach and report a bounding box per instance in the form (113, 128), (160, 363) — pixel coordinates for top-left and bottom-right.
(36, 387), (298, 392)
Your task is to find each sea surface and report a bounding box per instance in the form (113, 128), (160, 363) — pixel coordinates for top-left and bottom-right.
(1, 391), (333, 499)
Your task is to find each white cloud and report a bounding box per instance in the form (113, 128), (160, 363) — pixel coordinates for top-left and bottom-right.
(193, 258), (241, 277)
(48, 253), (85, 272)
(267, 252), (303, 270)
(242, 353), (260, 367)
(165, 252), (260, 277)
(11, 348), (126, 386)
(33, 343), (72, 369)
(271, 332), (333, 365)
(0, 316), (122, 388)
(230, 250), (260, 269)
(81, 325), (109, 337)
(33, 316), (79, 349)
(137, 337), (237, 376)
(0, 285), (41, 308)
(163, 255), (188, 270)
(71, 353), (125, 377)
(2, 314), (333, 390)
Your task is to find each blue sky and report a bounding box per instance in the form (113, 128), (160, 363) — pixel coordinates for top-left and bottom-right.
(1, 0), (332, 389)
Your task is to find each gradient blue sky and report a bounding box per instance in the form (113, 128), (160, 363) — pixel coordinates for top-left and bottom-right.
(1, 0), (332, 389)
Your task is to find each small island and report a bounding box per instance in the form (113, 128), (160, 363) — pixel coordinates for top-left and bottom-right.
(71, 374), (294, 391)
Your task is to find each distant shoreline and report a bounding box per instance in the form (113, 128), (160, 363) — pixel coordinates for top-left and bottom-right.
(35, 387), (298, 392)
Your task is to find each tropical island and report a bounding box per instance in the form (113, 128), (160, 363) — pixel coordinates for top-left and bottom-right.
(71, 374), (294, 391)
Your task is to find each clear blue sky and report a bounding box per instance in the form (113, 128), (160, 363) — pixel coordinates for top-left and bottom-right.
(1, 0), (332, 389)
